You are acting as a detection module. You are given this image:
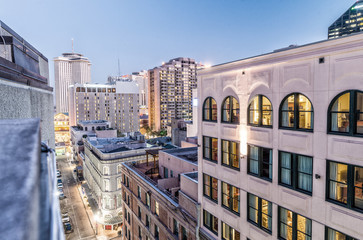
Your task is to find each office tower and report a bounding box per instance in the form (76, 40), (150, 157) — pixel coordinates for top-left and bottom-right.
(148, 57), (198, 131)
(121, 147), (198, 240)
(328, 0), (363, 39)
(54, 52), (91, 113)
(130, 70), (148, 109)
(0, 20), (62, 239)
(54, 112), (70, 156)
(68, 80), (139, 134)
(83, 134), (161, 232)
(198, 33), (363, 239)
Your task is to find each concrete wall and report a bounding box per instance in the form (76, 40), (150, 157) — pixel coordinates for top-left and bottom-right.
(198, 33), (363, 240)
(180, 173), (198, 201)
(159, 150), (198, 179)
(0, 79), (55, 147)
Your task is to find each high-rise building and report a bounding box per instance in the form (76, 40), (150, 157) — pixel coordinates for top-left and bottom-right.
(328, 0), (363, 39)
(68, 81), (139, 134)
(54, 52), (91, 113)
(130, 70), (148, 108)
(148, 57), (198, 131)
(197, 33), (363, 239)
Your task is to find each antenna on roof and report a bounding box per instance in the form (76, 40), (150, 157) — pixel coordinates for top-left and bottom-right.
(71, 38), (74, 53)
(118, 58), (121, 76)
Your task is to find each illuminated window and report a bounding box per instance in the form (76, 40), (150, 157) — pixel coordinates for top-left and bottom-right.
(325, 227), (357, 240)
(203, 136), (218, 162)
(203, 209), (218, 235)
(203, 174), (218, 202)
(248, 95), (272, 127)
(222, 182), (240, 215)
(247, 193), (272, 233)
(203, 97), (217, 122)
(222, 96), (240, 124)
(155, 201), (159, 216)
(280, 93), (313, 130)
(328, 90), (363, 136)
(222, 140), (240, 170)
(279, 207), (311, 240)
(222, 222), (240, 240)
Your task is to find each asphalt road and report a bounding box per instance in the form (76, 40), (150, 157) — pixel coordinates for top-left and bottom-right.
(58, 158), (96, 240)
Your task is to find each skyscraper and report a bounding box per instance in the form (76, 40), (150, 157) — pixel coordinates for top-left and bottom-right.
(148, 57), (198, 131)
(54, 52), (91, 113)
(328, 0), (363, 39)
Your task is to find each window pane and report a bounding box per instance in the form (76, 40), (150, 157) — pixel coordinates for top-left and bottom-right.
(356, 92), (363, 134)
(332, 93), (350, 112)
(331, 92), (350, 132)
(249, 145), (259, 174)
(262, 148), (272, 179)
(279, 208), (293, 240)
(282, 95), (295, 111)
(212, 178), (218, 201)
(329, 162), (348, 204)
(299, 111), (312, 129)
(262, 110), (272, 126)
(249, 96), (260, 124)
(298, 156), (313, 192)
(354, 166), (363, 210)
(204, 98), (210, 120)
(223, 97), (231, 122)
(281, 152), (292, 185)
(211, 138), (218, 161)
(261, 200), (272, 231)
(327, 228), (348, 240)
(211, 98), (217, 121)
(282, 111), (295, 127)
(298, 95), (312, 111)
(222, 140), (230, 165)
(297, 215), (312, 239)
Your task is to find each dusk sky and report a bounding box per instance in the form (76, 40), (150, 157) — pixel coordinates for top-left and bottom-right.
(0, 0), (355, 85)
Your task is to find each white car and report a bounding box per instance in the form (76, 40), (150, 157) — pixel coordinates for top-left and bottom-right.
(57, 183), (63, 189)
(56, 170), (61, 177)
(62, 213), (70, 223)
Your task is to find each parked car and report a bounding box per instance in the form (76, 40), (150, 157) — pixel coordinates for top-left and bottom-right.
(59, 191), (65, 199)
(64, 222), (72, 233)
(56, 170), (61, 177)
(62, 213), (70, 223)
(57, 183), (63, 189)
(57, 178), (62, 184)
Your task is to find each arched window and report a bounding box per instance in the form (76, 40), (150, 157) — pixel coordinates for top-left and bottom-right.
(280, 93), (313, 130)
(222, 96), (240, 123)
(248, 95), (272, 127)
(203, 97), (217, 122)
(328, 90), (363, 136)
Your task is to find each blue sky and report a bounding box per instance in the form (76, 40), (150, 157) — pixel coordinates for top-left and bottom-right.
(0, 0), (355, 85)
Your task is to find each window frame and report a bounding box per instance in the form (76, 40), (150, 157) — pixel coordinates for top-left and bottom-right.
(278, 206), (312, 240)
(221, 139), (240, 171)
(203, 209), (218, 236)
(325, 226), (357, 240)
(203, 97), (217, 122)
(221, 96), (240, 124)
(326, 160), (363, 213)
(221, 181), (240, 215)
(203, 174), (218, 203)
(247, 144), (273, 181)
(327, 90), (363, 137)
(203, 136), (218, 163)
(247, 193), (272, 234)
(278, 151), (313, 195)
(221, 221), (240, 240)
(247, 95), (273, 128)
(279, 93), (314, 132)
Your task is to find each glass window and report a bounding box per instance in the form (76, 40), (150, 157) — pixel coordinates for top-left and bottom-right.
(247, 145), (272, 180)
(329, 91), (363, 136)
(222, 222), (240, 240)
(279, 151), (313, 194)
(279, 207), (311, 240)
(203, 174), (218, 202)
(155, 225), (159, 239)
(155, 201), (159, 216)
(222, 182), (240, 215)
(145, 193), (150, 208)
(222, 96), (240, 124)
(247, 193), (272, 233)
(280, 93), (313, 130)
(248, 95), (272, 127)
(203, 97), (217, 121)
(137, 186), (141, 198)
(203, 209), (218, 235)
(181, 225), (187, 240)
(327, 161), (363, 211)
(222, 140), (240, 170)
(325, 226), (357, 240)
(117, 177), (122, 190)
(173, 218), (179, 236)
(203, 136), (218, 162)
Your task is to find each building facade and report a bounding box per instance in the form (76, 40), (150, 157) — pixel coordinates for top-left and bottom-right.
(198, 33), (363, 240)
(328, 0), (363, 39)
(68, 81), (139, 134)
(54, 52), (91, 113)
(83, 134), (161, 232)
(54, 112), (70, 156)
(148, 57), (198, 131)
(120, 147), (199, 240)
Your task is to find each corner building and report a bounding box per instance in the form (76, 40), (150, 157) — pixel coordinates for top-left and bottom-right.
(197, 33), (363, 240)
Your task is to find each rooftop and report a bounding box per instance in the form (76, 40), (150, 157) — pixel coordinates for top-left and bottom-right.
(163, 147), (198, 163)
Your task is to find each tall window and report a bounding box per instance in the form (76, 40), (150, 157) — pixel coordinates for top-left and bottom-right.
(117, 177), (122, 190)
(138, 206), (141, 218)
(104, 179), (110, 192)
(222, 182), (240, 215)
(181, 226), (187, 240)
(154, 225), (159, 240)
(248, 95), (272, 127)
(103, 166), (110, 175)
(248, 145), (272, 181)
(247, 193), (272, 233)
(146, 215), (150, 228)
(203, 136), (218, 162)
(328, 90), (363, 136)
(222, 222), (240, 240)
(137, 186), (141, 198)
(280, 93), (313, 130)
(117, 164), (122, 174)
(155, 201), (159, 216)
(145, 193), (151, 208)
(203, 209), (218, 235)
(325, 227), (357, 240)
(279, 151), (313, 194)
(327, 161), (363, 211)
(279, 207), (312, 240)
(203, 174), (218, 202)
(222, 96), (240, 124)
(222, 140), (240, 170)
(203, 97), (217, 121)
(173, 219), (179, 236)
(164, 167), (169, 178)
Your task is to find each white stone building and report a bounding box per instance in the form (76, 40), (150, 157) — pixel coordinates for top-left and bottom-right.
(68, 81), (139, 134)
(54, 53), (91, 113)
(198, 33), (363, 240)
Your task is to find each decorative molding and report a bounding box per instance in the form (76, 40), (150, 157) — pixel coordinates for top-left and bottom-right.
(331, 206), (363, 221)
(250, 177), (269, 186)
(282, 63), (311, 88)
(332, 138), (363, 145)
(282, 132), (308, 138)
(282, 189), (308, 200)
